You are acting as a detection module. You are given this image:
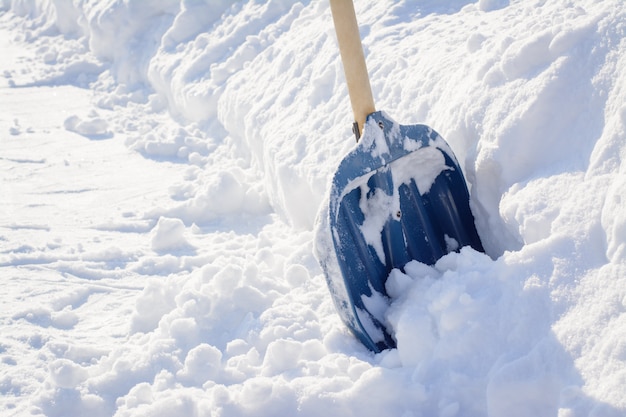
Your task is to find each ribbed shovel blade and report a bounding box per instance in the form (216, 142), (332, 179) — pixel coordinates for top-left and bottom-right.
(318, 111), (483, 352)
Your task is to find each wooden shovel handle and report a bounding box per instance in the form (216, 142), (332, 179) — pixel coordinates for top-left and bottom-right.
(330, 0), (375, 140)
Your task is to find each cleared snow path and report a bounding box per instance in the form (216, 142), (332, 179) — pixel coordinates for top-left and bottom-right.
(0, 28), (187, 415)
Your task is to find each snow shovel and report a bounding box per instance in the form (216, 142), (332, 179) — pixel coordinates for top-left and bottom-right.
(316, 0), (484, 352)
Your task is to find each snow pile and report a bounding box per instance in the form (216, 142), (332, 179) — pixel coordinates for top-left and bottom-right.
(64, 111), (112, 139)
(150, 217), (195, 254)
(1, 0), (625, 416)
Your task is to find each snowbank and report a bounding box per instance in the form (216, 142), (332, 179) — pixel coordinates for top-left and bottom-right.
(1, 0), (625, 416)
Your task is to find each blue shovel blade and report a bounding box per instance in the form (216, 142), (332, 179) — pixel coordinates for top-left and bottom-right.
(317, 111), (483, 353)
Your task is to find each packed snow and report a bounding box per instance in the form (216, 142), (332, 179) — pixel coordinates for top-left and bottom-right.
(1, 0), (625, 416)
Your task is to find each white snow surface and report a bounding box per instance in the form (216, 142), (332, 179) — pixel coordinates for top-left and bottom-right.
(1, 0), (625, 416)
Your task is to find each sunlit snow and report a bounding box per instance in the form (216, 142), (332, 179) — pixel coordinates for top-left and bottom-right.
(1, 1), (625, 416)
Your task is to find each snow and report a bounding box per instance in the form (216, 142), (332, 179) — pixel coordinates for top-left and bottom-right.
(1, 0), (625, 416)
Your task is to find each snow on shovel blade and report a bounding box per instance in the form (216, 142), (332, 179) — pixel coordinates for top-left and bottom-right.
(316, 110), (484, 353)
